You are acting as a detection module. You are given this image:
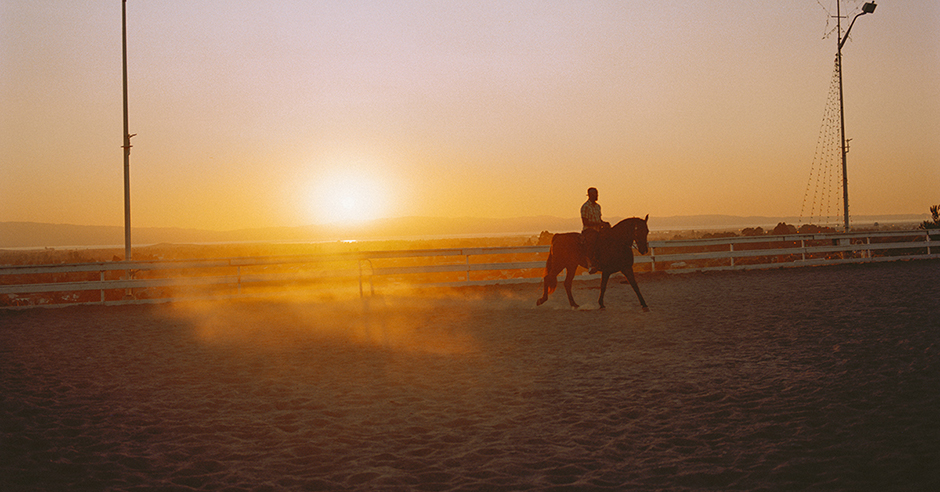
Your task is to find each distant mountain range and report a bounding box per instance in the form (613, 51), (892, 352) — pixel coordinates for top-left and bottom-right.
(1, 214), (928, 248)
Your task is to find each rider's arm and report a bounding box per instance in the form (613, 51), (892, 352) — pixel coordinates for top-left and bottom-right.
(585, 219), (607, 228)
(581, 204), (607, 229)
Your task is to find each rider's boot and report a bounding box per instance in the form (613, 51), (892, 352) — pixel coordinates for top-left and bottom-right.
(588, 248), (600, 274)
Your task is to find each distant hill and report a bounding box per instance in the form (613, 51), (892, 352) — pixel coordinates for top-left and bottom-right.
(0, 217), (578, 248)
(1, 214), (928, 248)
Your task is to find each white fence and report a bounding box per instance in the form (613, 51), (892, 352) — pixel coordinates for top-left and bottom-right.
(1, 230), (936, 308)
(646, 230), (937, 272)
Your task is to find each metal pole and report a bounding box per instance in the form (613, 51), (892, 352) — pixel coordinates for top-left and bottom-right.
(836, 1), (849, 233)
(835, 2), (877, 233)
(122, 0), (132, 260)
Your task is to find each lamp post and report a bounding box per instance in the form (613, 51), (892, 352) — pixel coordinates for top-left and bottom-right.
(836, 1), (877, 232)
(122, 0), (135, 260)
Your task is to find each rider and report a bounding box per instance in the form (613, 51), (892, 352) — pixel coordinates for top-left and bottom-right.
(581, 187), (610, 273)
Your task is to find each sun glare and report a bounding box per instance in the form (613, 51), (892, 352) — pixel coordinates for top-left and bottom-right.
(309, 168), (390, 225)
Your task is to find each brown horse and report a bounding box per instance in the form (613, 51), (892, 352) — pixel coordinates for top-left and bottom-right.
(536, 216), (649, 310)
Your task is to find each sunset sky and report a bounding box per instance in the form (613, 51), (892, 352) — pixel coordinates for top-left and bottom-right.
(2, 1), (937, 232)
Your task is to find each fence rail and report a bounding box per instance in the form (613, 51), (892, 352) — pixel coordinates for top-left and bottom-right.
(2, 230), (936, 308)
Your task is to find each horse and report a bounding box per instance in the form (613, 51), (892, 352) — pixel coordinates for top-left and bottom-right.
(536, 216), (649, 310)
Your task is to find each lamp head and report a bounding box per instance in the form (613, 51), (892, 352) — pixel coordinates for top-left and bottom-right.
(862, 2), (877, 14)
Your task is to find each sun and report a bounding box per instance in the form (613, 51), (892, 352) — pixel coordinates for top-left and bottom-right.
(309, 169), (390, 225)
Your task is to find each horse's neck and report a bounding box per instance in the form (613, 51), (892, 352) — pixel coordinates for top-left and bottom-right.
(611, 219), (638, 241)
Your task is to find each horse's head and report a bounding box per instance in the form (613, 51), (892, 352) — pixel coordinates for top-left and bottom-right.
(611, 216), (650, 254)
(634, 215), (650, 255)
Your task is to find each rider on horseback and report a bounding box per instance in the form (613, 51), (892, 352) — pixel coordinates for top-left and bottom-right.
(581, 187), (610, 274)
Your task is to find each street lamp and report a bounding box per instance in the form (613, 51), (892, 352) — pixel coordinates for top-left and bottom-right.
(836, 1), (876, 232)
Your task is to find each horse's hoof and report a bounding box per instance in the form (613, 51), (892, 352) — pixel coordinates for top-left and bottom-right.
(536, 298), (546, 306)
(598, 305), (606, 310)
(641, 306), (650, 312)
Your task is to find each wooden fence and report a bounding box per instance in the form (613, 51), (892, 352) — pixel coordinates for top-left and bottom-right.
(1, 230), (936, 308)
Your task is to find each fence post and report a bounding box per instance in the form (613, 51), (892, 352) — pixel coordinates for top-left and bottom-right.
(124, 268), (134, 301)
(729, 243), (735, 268)
(650, 246), (656, 272)
(100, 271), (106, 303)
(357, 259), (375, 297)
(358, 261), (364, 297)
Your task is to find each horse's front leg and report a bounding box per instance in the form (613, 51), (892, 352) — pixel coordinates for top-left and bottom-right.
(622, 268), (648, 311)
(598, 271), (611, 309)
(563, 266), (579, 308)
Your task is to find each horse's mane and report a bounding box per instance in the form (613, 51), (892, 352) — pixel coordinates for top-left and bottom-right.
(608, 217), (648, 243)
(612, 217), (645, 229)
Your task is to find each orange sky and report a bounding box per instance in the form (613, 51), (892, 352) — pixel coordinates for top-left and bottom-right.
(2, 1), (938, 232)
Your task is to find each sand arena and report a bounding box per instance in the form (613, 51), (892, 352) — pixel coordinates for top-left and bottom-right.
(2, 260), (939, 490)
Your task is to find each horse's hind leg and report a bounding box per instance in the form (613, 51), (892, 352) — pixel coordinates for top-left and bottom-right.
(598, 272), (611, 309)
(536, 253), (556, 306)
(622, 268), (648, 311)
(536, 277), (551, 306)
(563, 266), (579, 308)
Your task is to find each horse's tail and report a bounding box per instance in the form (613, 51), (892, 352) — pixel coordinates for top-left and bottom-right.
(544, 247), (557, 295)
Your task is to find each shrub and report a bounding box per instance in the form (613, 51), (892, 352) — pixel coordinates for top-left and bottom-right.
(920, 205), (940, 230)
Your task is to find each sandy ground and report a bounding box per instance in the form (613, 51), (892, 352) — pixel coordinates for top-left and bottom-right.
(2, 260), (939, 491)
